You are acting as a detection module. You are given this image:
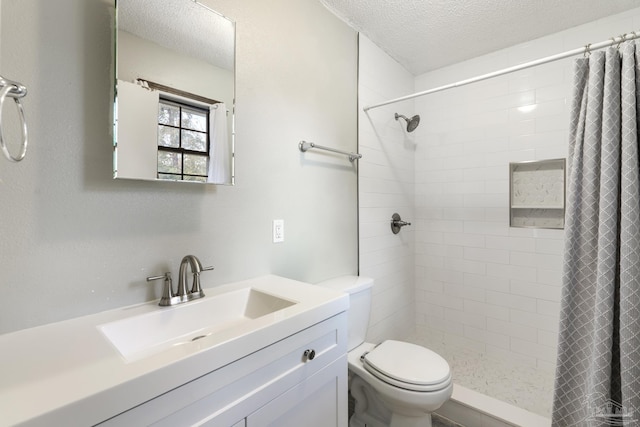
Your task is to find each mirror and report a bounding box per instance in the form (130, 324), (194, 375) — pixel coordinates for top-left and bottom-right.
(114, 0), (235, 185)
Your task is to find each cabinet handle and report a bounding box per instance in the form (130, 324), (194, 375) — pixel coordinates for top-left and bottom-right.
(303, 349), (316, 361)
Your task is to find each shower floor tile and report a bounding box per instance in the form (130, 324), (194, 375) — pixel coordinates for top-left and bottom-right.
(405, 332), (554, 418)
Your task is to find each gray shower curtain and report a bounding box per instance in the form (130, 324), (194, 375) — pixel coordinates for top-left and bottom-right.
(552, 42), (640, 426)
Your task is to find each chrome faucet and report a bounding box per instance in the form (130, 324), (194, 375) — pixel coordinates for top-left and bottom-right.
(178, 255), (209, 300)
(147, 255), (214, 306)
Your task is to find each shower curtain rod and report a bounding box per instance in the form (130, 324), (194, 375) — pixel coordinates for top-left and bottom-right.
(363, 31), (640, 111)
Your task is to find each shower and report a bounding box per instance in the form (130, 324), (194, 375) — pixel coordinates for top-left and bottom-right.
(394, 113), (420, 132)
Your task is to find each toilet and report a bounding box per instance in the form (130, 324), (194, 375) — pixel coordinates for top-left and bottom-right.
(318, 276), (452, 427)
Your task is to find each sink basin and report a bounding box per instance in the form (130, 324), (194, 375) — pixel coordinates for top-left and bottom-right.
(99, 288), (296, 362)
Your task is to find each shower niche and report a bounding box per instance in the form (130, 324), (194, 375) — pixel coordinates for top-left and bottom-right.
(509, 159), (565, 229)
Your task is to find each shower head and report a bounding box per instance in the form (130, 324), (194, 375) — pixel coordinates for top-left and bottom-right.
(395, 113), (420, 132)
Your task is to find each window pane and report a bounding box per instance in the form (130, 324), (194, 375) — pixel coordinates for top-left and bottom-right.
(182, 130), (207, 152)
(158, 125), (179, 148)
(184, 153), (208, 176)
(158, 102), (180, 126)
(158, 151), (182, 174)
(183, 175), (207, 182)
(182, 108), (207, 132)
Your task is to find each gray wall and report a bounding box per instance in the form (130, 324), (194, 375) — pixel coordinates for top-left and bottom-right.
(0, 0), (358, 334)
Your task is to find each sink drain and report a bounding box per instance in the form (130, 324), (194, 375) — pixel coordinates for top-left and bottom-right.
(191, 335), (207, 342)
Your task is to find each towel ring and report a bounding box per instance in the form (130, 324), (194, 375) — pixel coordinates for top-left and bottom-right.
(0, 83), (28, 162)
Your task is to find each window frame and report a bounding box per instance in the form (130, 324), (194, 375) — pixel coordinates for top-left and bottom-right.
(157, 97), (211, 182)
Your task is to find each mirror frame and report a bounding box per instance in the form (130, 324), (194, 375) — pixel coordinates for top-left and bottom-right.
(113, 0), (235, 185)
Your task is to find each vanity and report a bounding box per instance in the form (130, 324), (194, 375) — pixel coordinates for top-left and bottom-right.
(0, 275), (349, 426)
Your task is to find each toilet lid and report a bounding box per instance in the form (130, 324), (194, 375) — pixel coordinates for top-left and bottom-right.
(362, 340), (451, 391)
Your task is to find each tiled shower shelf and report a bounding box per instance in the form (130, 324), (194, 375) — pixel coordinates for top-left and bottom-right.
(510, 159), (566, 229)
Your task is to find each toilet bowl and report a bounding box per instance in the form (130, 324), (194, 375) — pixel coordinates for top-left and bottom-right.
(348, 342), (453, 427)
(316, 276), (452, 427)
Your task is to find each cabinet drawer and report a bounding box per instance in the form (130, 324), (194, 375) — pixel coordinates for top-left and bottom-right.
(98, 312), (347, 426)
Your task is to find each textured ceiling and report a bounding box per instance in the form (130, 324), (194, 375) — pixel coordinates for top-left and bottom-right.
(320, 0), (640, 75)
(118, 0), (234, 71)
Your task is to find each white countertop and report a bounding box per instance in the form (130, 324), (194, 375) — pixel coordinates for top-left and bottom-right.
(0, 275), (348, 427)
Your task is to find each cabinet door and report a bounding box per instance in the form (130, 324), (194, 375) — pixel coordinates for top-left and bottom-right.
(246, 356), (347, 427)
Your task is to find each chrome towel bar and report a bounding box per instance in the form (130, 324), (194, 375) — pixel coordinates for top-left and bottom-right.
(298, 140), (362, 162)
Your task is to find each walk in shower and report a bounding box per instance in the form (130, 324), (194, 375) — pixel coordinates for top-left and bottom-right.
(358, 8), (640, 425)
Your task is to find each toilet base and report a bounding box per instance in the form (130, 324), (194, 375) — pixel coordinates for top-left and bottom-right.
(349, 375), (390, 427)
(349, 375), (434, 427)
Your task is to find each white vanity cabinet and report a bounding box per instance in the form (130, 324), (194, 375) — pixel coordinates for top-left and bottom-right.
(98, 312), (348, 427)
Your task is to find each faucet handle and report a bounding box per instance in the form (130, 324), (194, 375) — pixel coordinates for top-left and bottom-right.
(147, 272), (175, 306)
(146, 272), (170, 282)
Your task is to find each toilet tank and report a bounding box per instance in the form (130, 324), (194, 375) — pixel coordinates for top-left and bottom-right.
(316, 276), (373, 351)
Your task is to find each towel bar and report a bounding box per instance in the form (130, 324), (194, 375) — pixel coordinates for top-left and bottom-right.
(298, 140), (362, 162)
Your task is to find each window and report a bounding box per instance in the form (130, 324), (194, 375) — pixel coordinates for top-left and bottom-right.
(157, 99), (209, 182)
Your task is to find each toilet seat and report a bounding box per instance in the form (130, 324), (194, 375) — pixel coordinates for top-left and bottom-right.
(362, 340), (451, 392)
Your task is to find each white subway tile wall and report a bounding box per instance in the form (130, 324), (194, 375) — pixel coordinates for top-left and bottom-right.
(358, 35), (417, 343)
(411, 7), (640, 417)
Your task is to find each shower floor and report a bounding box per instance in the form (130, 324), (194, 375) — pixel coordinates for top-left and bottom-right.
(405, 332), (555, 418)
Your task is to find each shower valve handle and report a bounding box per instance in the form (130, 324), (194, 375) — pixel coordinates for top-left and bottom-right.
(391, 213), (411, 234)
